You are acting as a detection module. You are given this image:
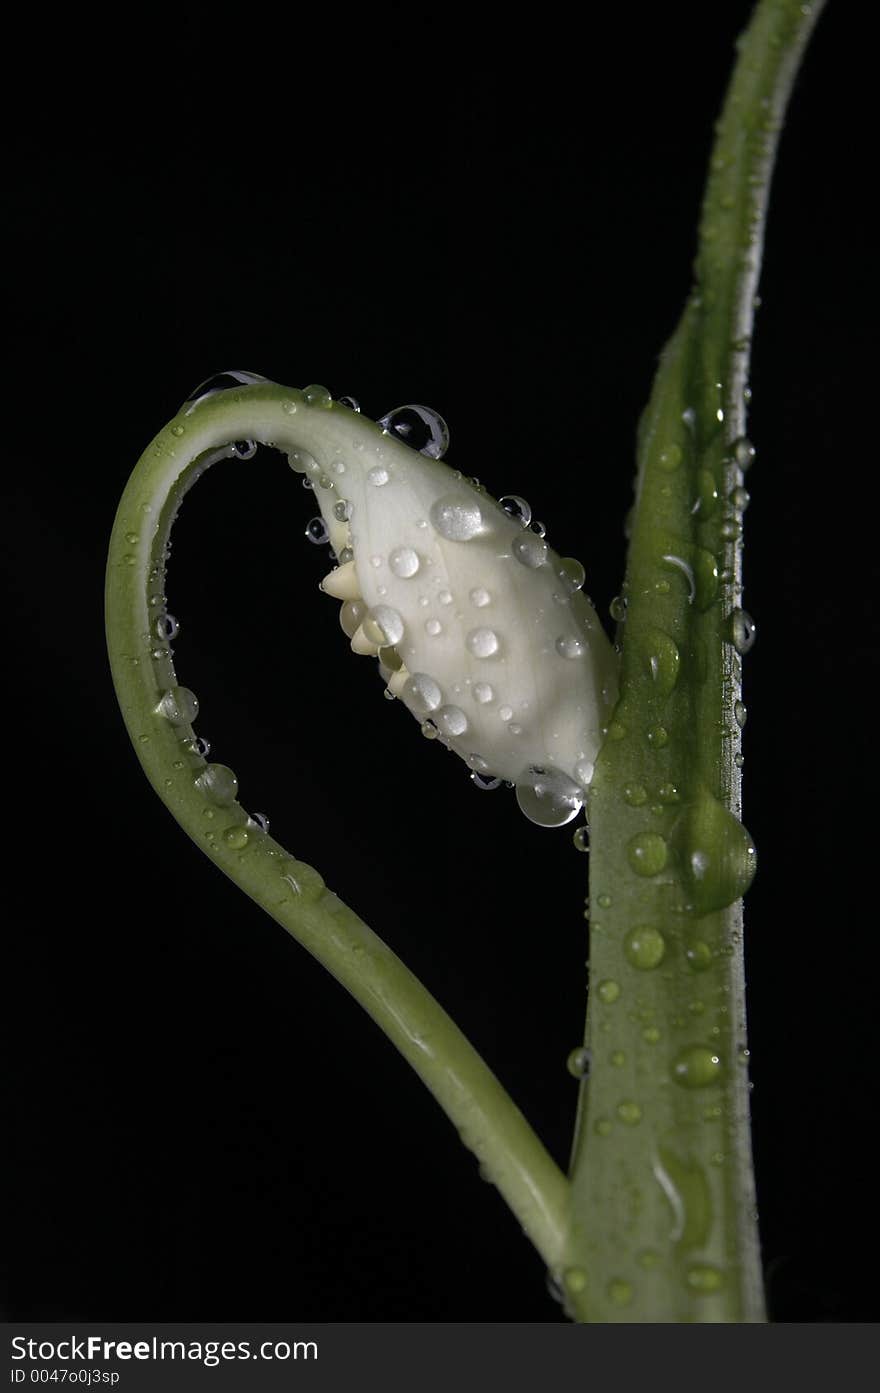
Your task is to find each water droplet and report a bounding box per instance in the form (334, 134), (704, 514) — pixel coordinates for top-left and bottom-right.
(155, 613), (179, 641)
(610, 1050), (626, 1068)
(124, 531), (139, 545)
(609, 594), (627, 622)
(647, 725), (668, 748)
(469, 587), (491, 608)
(388, 546), (420, 579)
(466, 627), (499, 658)
(403, 673), (442, 714)
(685, 940), (713, 972)
(425, 617), (443, 636)
(594, 1117), (612, 1136)
(557, 556), (586, 593)
(435, 705), (468, 737)
(338, 394), (360, 412)
(170, 424), (185, 438)
(607, 720), (626, 741)
(623, 783), (648, 807)
(377, 404), (449, 458)
(339, 599), (366, 638)
(157, 686), (198, 725)
(470, 770), (502, 790)
(686, 1264), (724, 1294)
(420, 720), (439, 740)
(305, 516), (330, 544)
(672, 1044), (723, 1089)
(232, 439), (257, 460)
(637, 1249), (660, 1270)
(658, 443), (682, 471)
(499, 705), (513, 722)
(365, 605), (404, 646)
(597, 979), (621, 1005)
(367, 464), (389, 487)
(288, 447), (318, 478)
(512, 533), (548, 568)
(223, 825), (249, 850)
(728, 608), (756, 654)
(624, 925), (667, 970)
(642, 1025), (661, 1044)
(693, 549), (720, 611)
(515, 765), (584, 827)
(182, 368), (270, 411)
(195, 763), (239, 807)
(333, 499), (352, 522)
(555, 635), (587, 660)
(249, 812), (270, 834)
(606, 1279), (633, 1306)
(500, 494), (532, 526)
(529, 520), (546, 537)
(303, 383), (332, 407)
(563, 1267), (587, 1295)
(734, 699), (747, 729)
(729, 486), (750, 511)
(658, 782), (679, 803)
(627, 832), (668, 877)
(644, 629), (680, 695)
(566, 1046), (591, 1078)
(694, 468), (719, 517)
(473, 682), (494, 704)
(616, 1100), (642, 1125)
(574, 759), (595, 787)
(572, 826), (589, 853)
(279, 857), (325, 899)
(676, 789), (757, 912)
(732, 436), (755, 470)
(430, 494), (483, 541)
(437, 589), (453, 605)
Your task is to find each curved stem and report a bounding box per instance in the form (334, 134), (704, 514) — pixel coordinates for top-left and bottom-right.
(105, 383), (568, 1271)
(563, 0), (826, 1321)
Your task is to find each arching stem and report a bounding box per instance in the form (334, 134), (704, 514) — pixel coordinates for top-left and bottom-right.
(105, 385), (568, 1273)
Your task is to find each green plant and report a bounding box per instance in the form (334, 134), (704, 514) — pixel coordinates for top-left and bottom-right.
(105, 0), (825, 1322)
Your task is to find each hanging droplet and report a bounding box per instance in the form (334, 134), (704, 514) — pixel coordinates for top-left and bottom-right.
(557, 557), (586, 593)
(728, 608), (756, 654)
(249, 812), (270, 834)
(305, 516), (330, 544)
(609, 594), (627, 622)
(515, 765), (584, 828)
(471, 770), (502, 790)
(731, 436), (756, 470)
(232, 439), (257, 460)
(566, 1046), (591, 1078)
(155, 613), (179, 641)
(529, 520), (547, 537)
(338, 395), (361, 412)
(289, 447), (319, 476)
(333, 499), (352, 522)
(499, 494), (532, 526)
(572, 826), (589, 853)
(377, 404), (449, 458)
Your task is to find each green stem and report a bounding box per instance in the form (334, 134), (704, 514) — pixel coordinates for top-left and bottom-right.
(563, 0), (826, 1322)
(105, 384), (568, 1271)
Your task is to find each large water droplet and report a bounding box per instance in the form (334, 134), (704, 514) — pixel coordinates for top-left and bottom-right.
(676, 789), (757, 913)
(515, 765), (584, 828)
(388, 546), (420, 578)
(378, 404), (449, 458)
(303, 384), (332, 407)
(279, 857), (325, 900)
(339, 599), (366, 638)
(511, 533), (548, 568)
(364, 605), (404, 646)
(195, 763), (239, 807)
(182, 368), (270, 411)
(627, 832), (668, 877)
(624, 925), (667, 970)
(466, 627), (499, 658)
(232, 439), (257, 460)
(436, 704), (468, 737)
(157, 686), (198, 725)
(404, 673), (442, 713)
(430, 494), (483, 541)
(644, 629), (680, 695)
(155, 613), (179, 641)
(500, 494), (532, 526)
(671, 1044), (724, 1089)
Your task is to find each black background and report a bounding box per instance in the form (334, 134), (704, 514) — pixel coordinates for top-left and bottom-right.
(6, 2), (874, 1323)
